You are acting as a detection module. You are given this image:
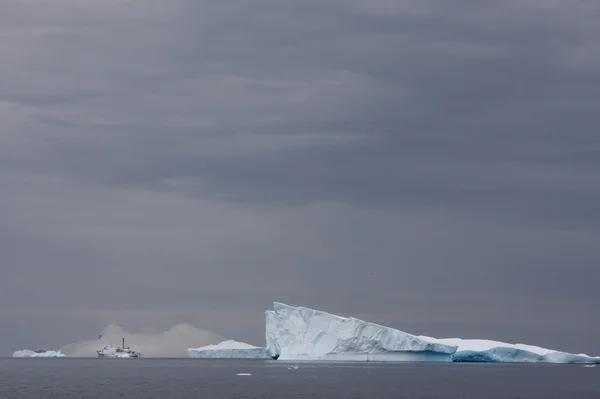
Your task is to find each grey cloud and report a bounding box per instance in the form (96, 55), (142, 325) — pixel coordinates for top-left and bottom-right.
(1, 0), (599, 355)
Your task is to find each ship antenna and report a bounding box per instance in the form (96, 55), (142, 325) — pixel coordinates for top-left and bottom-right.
(122, 337), (125, 348)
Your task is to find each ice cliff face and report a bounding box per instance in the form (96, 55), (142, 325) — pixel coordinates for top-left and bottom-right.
(13, 349), (65, 358)
(188, 340), (271, 359)
(265, 302), (457, 361)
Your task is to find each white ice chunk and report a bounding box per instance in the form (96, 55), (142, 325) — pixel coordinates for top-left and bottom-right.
(421, 336), (600, 364)
(188, 340), (271, 359)
(13, 349), (65, 358)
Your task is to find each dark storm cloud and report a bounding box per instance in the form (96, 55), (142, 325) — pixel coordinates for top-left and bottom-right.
(1, 0), (599, 355)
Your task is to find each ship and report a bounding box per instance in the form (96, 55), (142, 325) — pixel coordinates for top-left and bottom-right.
(96, 338), (142, 358)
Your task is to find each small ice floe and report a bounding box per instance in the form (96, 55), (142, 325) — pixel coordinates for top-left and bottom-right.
(287, 365), (299, 370)
(583, 364), (596, 368)
(236, 373), (252, 376)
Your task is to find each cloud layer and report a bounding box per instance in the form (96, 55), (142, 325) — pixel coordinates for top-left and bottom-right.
(1, 0), (599, 355)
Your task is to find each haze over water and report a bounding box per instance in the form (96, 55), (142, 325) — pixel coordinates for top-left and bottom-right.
(1, 359), (598, 399)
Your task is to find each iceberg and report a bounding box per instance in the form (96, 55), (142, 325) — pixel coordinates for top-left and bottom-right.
(421, 337), (600, 364)
(13, 349), (66, 358)
(188, 340), (272, 359)
(265, 302), (457, 361)
(266, 302), (600, 364)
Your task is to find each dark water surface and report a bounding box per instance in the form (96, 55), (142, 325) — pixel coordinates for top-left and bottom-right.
(0, 358), (598, 398)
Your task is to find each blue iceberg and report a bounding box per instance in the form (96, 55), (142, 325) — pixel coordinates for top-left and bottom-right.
(419, 337), (600, 364)
(265, 303), (600, 364)
(13, 349), (66, 358)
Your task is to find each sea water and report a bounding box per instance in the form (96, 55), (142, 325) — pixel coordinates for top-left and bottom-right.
(0, 358), (598, 398)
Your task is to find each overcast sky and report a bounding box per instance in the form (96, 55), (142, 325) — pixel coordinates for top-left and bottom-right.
(1, 0), (599, 356)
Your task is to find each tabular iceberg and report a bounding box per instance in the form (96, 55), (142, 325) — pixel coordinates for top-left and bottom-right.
(266, 302), (600, 364)
(188, 340), (272, 359)
(266, 302), (457, 361)
(13, 349), (66, 358)
(421, 337), (600, 364)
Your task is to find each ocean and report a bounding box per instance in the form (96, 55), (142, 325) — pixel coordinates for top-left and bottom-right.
(0, 358), (598, 398)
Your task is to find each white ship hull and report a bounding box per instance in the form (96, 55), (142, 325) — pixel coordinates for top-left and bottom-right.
(97, 352), (141, 358)
(96, 338), (142, 358)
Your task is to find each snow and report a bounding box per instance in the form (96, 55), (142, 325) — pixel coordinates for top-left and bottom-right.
(266, 302), (600, 364)
(13, 350), (65, 358)
(188, 340), (271, 359)
(265, 302), (457, 361)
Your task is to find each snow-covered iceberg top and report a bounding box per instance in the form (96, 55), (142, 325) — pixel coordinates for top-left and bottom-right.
(266, 302), (457, 361)
(13, 349), (66, 358)
(188, 340), (271, 359)
(266, 302), (600, 364)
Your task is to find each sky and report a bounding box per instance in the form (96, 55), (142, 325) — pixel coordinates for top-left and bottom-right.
(1, 0), (599, 356)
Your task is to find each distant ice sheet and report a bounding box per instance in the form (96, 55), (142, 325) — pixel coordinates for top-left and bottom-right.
(188, 340), (271, 359)
(421, 337), (600, 364)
